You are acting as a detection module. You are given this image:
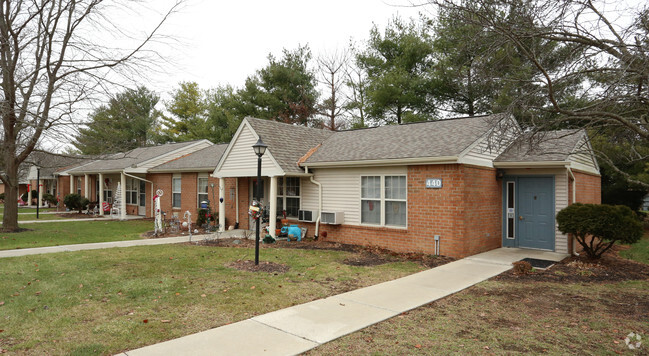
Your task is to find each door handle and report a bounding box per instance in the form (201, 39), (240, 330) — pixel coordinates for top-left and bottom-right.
(519, 216), (524, 220)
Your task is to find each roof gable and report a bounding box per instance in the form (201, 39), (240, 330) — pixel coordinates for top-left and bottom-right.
(495, 129), (600, 174)
(213, 119), (285, 177)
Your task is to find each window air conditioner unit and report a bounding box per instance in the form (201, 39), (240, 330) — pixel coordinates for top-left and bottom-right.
(298, 209), (317, 222)
(321, 211), (344, 225)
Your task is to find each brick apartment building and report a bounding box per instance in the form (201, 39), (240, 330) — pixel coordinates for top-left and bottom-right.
(4, 114), (600, 259)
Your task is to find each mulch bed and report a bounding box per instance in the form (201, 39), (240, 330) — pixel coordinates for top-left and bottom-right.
(198, 237), (455, 269)
(496, 245), (649, 283)
(56, 213), (105, 219)
(226, 259), (290, 273)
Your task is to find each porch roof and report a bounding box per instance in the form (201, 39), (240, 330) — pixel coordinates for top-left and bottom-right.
(149, 143), (228, 172)
(495, 129), (586, 163)
(67, 140), (211, 174)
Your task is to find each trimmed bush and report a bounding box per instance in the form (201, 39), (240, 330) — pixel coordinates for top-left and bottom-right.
(556, 203), (643, 259)
(42, 193), (57, 206)
(63, 193), (89, 213)
(197, 209), (217, 227)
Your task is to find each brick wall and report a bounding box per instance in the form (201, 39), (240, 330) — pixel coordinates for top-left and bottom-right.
(286, 164), (502, 259)
(573, 171), (601, 204)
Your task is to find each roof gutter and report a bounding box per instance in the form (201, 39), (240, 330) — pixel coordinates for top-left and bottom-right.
(493, 161), (571, 169)
(303, 156), (459, 168)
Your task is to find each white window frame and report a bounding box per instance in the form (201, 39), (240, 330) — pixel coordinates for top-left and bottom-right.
(360, 175), (407, 228)
(277, 177), (301, 218)
(125, 178), (138, 205)
(76, 177), (82, 195)
(172, 175), (181, 209)
(197, 174), (209, 209)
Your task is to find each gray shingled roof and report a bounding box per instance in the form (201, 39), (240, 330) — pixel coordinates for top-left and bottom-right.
(304, 115), (504, 164)
(150, 143), (228, 172)
(495, 129), (585, 162)
(246, 117), (335, 173)
(67, 141), (201, 173)
(24, 152), (91, 178)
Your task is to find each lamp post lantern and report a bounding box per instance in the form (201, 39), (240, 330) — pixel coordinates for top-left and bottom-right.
(252, 137), (267, 265)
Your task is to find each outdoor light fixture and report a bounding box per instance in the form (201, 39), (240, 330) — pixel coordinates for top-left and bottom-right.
(253, 137), (267, 157)
(252, 137), (267, 265)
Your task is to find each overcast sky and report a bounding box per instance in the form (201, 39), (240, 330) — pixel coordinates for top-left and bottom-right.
(145, 0), (426, 97)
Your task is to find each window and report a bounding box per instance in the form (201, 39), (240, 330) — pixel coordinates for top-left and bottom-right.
(139, 181), (146, 208)
(125, 178), (138, 205)
(385, 176), (406, 226)
(361, 176), (381, 224)
(198, 177), (209, 208)
(361, 175), (407, 227)
(104, 189), (113, 204)
(172, 176), (181, 208)
(277, 177), (300, 218)
(77, 177), (81, 195)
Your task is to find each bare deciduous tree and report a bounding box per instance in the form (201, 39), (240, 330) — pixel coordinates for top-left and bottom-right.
(316, 49), (350, 130)
(428, 0), (649, 187)
(0, 0), (182, 231)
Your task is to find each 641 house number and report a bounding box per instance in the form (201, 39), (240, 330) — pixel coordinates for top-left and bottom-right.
(425, 178), (442, 189)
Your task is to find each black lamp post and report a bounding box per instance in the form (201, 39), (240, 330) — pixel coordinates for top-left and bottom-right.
(252, 137), (267, 265)
(36, 167), (40, 219)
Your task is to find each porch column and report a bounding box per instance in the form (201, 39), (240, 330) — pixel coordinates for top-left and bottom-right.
(27, 185), (32, 206)
(98, 173), (104, 216)
(38, 180), (44, 207)
(120, 172), (126, 220)
(84, 174), (89, 198)
(69, 175), (74, 195)
(219, 177), (225, 232)
(269, 176), (277, 238)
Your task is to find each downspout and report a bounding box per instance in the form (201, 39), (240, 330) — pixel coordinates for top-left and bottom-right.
(235, 178), (239, 226)
(305, 166), (321, 239)
(123, 172), (154, 217)
(567, 167), (579, 256)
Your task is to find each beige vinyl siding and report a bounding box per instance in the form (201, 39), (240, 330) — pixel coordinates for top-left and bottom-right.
(569, 137), (599, 175)
(504, 168), (569, 253)
(461, 123), (519, 167)
(302, 166), (407, 225)
(217, 124), (282, 177)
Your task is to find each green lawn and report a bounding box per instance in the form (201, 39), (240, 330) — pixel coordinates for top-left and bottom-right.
(310, 279), (649, 355)
(0, 244), (424, 355)
(620, 228), (649, 264)
(0, 220), (153, 250)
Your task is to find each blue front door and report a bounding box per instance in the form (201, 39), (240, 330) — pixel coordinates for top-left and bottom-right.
(517, 177), (555, 250)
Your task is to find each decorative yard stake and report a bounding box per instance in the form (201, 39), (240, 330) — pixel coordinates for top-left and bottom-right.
(153, 189), (163, 236)
(184, 210), (192, 241)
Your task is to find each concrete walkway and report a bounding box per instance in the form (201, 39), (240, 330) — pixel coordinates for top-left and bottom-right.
(0, 229), (254, 258)
(118, 248), (568, 356)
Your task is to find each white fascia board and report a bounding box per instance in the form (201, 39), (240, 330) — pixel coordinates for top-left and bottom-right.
(457, 156), (494, 168)
(149, 168), (213, 174)
(570, 162), (601, 176)
(213, 167), (285, 178)
(494, 161), (570, 169)
(303, 156), (459, 168)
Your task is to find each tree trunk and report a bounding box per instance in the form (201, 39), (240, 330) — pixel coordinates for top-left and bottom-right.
(2, 157), (20, 232)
